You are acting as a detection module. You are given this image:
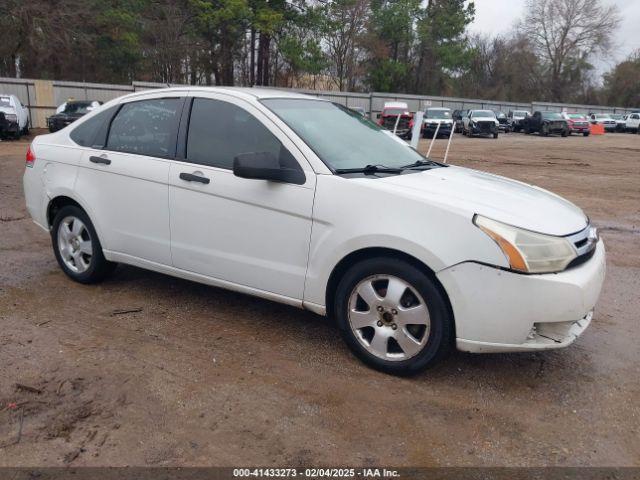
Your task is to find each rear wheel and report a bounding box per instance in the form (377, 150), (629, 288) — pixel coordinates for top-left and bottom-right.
(51, 205), (116, 284)
(334, 257), (453, 375)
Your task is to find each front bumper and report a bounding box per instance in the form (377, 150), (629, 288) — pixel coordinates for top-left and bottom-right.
(437, 239), (606, 353)
(423, 123), (452, 135)
(3, 120), (19, 134)
(569, 125), (589, 133)
(470, 123), (498, 135)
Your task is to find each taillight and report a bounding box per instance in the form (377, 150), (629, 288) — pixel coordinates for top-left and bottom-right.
(26, 144), (35, 168)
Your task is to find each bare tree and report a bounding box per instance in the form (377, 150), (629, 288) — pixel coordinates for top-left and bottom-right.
(323, 0), (368, 91)
(523, 0), (620, 101)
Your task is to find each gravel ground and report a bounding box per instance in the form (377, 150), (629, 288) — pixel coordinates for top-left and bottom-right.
(0, 130), (639, 467)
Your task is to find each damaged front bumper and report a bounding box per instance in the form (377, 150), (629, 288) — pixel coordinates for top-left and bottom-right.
(437, 240), (606, 354)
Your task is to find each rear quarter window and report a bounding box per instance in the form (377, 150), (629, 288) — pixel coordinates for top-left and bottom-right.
(69, 105), (118, 148)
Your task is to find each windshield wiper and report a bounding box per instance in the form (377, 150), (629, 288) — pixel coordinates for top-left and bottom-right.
(400, 159), (440, 169)
(335, 164), (404, 174)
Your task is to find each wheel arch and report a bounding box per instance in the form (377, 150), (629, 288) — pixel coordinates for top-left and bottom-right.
(47, 195), (85, 228)
(324, 247), (455, 337)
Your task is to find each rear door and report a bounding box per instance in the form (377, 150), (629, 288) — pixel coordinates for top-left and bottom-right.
(168, 94), (316, 301)
(74, 95), (185, 265)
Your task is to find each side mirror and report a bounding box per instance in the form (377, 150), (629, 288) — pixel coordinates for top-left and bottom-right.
(376, 113), (381, 119)
(233, 151), (305, 185)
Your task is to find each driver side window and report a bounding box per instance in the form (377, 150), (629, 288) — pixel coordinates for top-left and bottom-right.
(186, 97), (301, 172)
(107, 98), (183, 158)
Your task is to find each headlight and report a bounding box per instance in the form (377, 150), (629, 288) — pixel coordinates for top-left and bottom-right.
(474, 215), (577, 273)
(5, 113), (17, 122)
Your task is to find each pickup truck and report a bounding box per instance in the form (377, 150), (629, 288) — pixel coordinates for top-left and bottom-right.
(377, 102), (413, 138)
(560, 113), (590, 136)
(0, 94), (29, 139)
(508, 110), (530, 132)
(523, 111), (569, 137)
(462, 110), (500, 138)
(625, 112), (640, 133)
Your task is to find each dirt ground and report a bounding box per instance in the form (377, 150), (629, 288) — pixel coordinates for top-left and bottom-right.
(0, 130), (639, 467)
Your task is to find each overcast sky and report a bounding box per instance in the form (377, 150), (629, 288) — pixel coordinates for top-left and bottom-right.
(469, 0), (640, 76)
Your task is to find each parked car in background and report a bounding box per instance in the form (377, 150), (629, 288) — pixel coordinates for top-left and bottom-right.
(624, 112), (640, 133)
(609, 114), (626, 132)
(524, 111), (569, 137)
(422, 107), (453, 138)
(494, 111), (511, 132)
(377, 102), (412, 138)
(462, 110), (499, 138)
(452, 109), (469, 133)
(47, 100), (102, 133)
(0, 94), (29, 139)
(508, 110), (530, 132)
(23, 87), (606, 375)
(590, 114), (617, 132)
(560, 113), (590, 136)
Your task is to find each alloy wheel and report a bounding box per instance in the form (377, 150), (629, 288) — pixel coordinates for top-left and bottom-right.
(348, 275), (431, 361)
(57, 216), (93, 273)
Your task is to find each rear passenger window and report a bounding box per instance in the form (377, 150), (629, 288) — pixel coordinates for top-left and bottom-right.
(186, 98), (301, 172)
(70, 105), (117, 147)
(107, 98), (182, 158)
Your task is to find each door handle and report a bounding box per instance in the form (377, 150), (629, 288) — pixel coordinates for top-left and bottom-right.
(89, 155), (111, 165)
(179, 172), (210, 184)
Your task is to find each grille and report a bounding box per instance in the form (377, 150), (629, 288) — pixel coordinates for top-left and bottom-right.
(382, 115), (410, 131)
(476, 121), (494, 133)
(565, 224), (598, 269)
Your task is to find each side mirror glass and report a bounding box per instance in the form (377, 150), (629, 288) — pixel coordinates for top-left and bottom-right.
(376, 113), (381, 119)
(233, 151), (305, 185)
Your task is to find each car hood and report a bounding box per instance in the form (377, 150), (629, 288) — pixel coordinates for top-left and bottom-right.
(375, 166), (587, 236)
(470, 116), (498, 122)
(424, 118), (452, 123)
(50, 112), (84, 120)
(0, 106), (16, 115)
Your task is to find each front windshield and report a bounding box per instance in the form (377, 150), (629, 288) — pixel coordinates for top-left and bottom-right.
(64, 102), (93, 114)
(595, 114), (609, 119)
(471, 110), (495, 118)
(262, 99), (427, 171)
(513, 111), (528, 117)
(383, 108), (407, 116)
(610, 114), (623, 120)
(542, 112), (563, 120)
(425, 109), (451, 119)
(0, 97), (12, 108)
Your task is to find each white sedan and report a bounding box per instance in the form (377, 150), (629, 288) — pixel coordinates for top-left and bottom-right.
(23, 87), (605, 375)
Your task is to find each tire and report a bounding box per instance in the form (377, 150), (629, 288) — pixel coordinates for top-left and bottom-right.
(334, 257), (453, 375)
(493, 132), (499, 139)
(583, 132), (590, 137)
(561, 129), (568, 137)
(51, 205), (116, 284)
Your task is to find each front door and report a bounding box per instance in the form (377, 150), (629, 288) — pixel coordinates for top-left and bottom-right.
(168, 95), (315, 300)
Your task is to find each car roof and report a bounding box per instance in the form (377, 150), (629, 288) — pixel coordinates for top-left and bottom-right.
(122, 86), (320, 102)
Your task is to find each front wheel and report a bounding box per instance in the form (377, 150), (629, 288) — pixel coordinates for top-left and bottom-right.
(51, 205), (116, 284)
(493, 132), (499, 139)
(583, 132), (590, 137)
(334, 257), (453, 375)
